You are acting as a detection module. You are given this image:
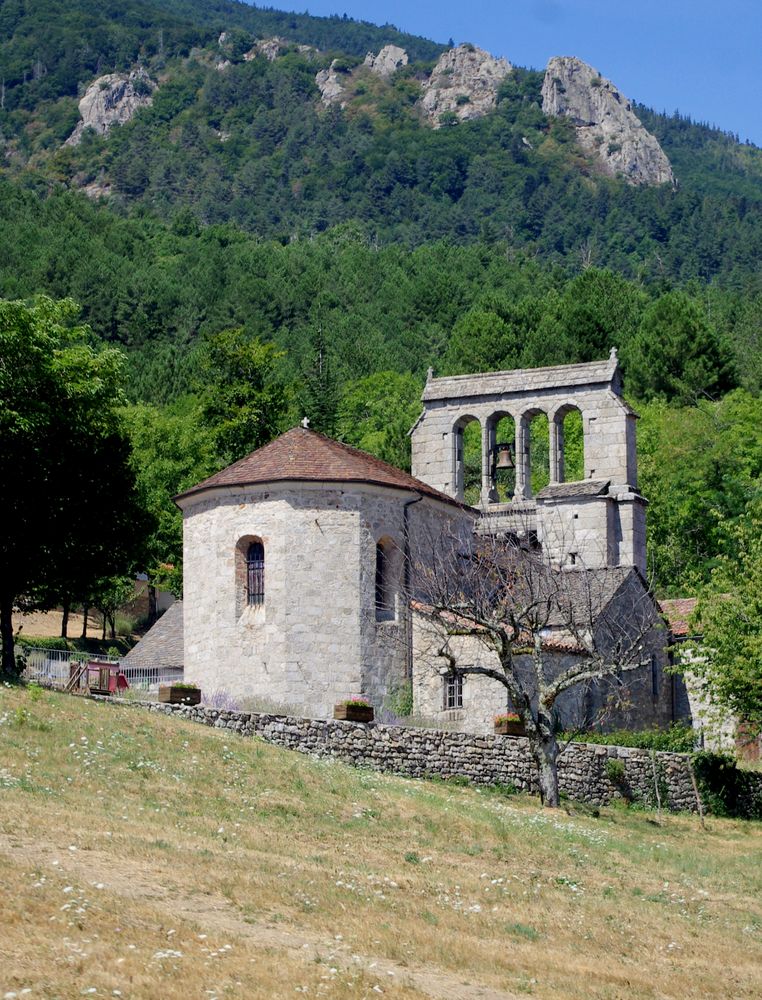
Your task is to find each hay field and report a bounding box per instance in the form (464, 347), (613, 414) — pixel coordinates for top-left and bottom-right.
(1, 685), (761, 999)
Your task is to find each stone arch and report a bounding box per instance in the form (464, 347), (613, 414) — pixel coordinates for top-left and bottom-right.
(235, 534), (265, 616)
(516, 406), (550, 499)
(484, 410), (517, 503)
(452, 414), (482, 505)
(375, 534), (401, 622)
(550, 402), (585, 483)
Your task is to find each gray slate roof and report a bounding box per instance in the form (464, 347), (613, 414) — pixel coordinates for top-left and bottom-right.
(122, 600), (184, 670)
(536, 479), (610, 500)
(422, 357), (618, 402)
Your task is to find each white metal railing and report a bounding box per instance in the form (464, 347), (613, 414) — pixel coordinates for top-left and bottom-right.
(19, 646), (182, 692)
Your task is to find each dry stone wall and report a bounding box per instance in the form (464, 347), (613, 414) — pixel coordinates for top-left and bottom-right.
(100, 697), (740, 813)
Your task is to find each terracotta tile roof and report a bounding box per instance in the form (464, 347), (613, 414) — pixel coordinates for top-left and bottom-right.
(659, 597), (698, 638)
(176, 427), (469, 509)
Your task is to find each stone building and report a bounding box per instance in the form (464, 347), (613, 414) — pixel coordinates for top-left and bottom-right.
(130, 354), (686, 734)
(174, 427), (471, 716)
(410, 349), (645, 574)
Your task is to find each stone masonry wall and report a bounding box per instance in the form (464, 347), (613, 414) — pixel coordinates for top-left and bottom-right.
(95, 696), (754, 813)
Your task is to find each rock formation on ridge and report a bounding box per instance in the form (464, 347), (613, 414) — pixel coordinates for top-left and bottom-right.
(244, 37), (316, 62)
(315, 60), (349, 106)
(363, 45), (408, 78)
(541, 56), (674, 186)
(65, 68), (156, 146)
(420, 44), (512, 126)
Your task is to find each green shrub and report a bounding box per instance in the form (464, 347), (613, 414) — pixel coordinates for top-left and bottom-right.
(15, 636), (74, 651)
(691, 751), (762, 820)
(565, 724), (697, 754)
(385, 679), (413, 717)
(605, 759), (626, 784)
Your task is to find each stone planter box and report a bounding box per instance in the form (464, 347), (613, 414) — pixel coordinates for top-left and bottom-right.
(334, 703), (374, 723)
(494, 719), (526, 737)
(159, 684), (201, 706)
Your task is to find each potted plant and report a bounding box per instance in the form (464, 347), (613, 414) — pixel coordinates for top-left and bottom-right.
(159, 682), (201, 706)
(334, 698), (374, 722)
(494, 712), (526, 737)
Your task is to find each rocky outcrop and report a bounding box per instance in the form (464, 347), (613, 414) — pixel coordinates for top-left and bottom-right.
(315, 60), (349, 107)
(542, 56), (674, 186)
(421, 44), (512, 126)
(363, 44), (408, 79)
(65, 68), (156, 146)
(244, 37), (316, 62)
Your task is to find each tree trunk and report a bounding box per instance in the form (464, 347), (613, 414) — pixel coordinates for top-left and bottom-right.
(0, 594), (16, 678)
(81, 605), (89, 639)
(534, 737), (560, 807)
(61, 600), (69, 639)
(108, 613), (116, 641)
(148, 585), (158, 627)
(101, 612), (106, 641)
(528, 711), (561, 807)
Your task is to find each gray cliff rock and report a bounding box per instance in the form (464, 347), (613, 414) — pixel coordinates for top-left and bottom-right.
(363, 44), (408, 78)
(244, 37), (316, 62)
(421, 44), (512, 126)
(541, 56), (674, 186)
(65, 68), (156, 146)
(315, 60), (349, 107)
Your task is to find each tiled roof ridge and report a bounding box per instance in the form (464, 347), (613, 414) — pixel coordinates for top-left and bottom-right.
(659, 596), (699, 638)
(176, 426), (469, 510)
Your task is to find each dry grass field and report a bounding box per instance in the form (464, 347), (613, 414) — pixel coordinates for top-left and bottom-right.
(1, 684), (761, 1000)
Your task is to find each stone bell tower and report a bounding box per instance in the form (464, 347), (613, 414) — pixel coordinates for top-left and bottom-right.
(410, 352), (647, 574)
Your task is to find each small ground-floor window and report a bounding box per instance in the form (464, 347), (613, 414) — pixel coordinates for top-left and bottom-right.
(444, 673), (463, 710)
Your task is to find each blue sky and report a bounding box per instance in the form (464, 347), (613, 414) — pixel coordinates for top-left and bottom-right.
(272, 1), (761, 145)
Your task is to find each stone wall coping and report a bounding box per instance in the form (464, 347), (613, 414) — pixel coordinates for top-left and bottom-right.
(423, 357), (618, 402)
(70, 693), (761, 815)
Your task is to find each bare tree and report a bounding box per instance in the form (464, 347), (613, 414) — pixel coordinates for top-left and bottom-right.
(410, 526), (662, 807)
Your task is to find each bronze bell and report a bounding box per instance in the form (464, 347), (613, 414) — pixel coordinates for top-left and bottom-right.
(494, 443), (515, 470)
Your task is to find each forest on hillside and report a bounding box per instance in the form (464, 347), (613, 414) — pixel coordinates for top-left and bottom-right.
(0, 0), (760, 609)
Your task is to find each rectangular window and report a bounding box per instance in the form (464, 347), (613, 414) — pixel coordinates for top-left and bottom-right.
(246, 542), (265, 606)
(444, 673), (463, 710)
(651, 654), (659, 699)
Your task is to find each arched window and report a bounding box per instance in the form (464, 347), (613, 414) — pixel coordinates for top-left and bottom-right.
(246, 541), (265, 606)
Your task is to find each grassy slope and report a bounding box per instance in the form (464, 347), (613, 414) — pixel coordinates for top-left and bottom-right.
(1, 686), (761, 999)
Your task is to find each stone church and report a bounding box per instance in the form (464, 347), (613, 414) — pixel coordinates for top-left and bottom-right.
(155, 354), (685, 732)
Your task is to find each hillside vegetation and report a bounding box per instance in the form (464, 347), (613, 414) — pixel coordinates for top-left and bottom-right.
(1, 0), (761, 604)
(1, 685), (762, 998)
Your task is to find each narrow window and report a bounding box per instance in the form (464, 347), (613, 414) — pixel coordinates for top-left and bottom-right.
(246, 541), (265, 606)
(375, 541), (392, 620)
(444, 673), (463, 710)
(651, 654), (659, 699)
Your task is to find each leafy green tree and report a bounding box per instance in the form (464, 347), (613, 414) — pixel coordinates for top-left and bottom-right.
(199, 327), (288, 464)
(0, 296), (150, 676)
(623, 291), (737, 404)
(337, 371), (422, 470)
(637, 390), (762, 594)
(692, 501), (762, 735)
(122, 398), (217, 595)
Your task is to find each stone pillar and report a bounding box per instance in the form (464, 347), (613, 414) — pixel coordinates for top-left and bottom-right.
(549, 416), (563, 484)
(514, 417), (530, 500)
(480, 420), (498, 506)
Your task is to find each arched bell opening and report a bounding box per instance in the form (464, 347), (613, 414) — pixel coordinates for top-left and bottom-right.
(550, 404), (585, 484)
(484, 413), (516, 504)
(452, 415), (482, 506)
(528, 411), (550, 497)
